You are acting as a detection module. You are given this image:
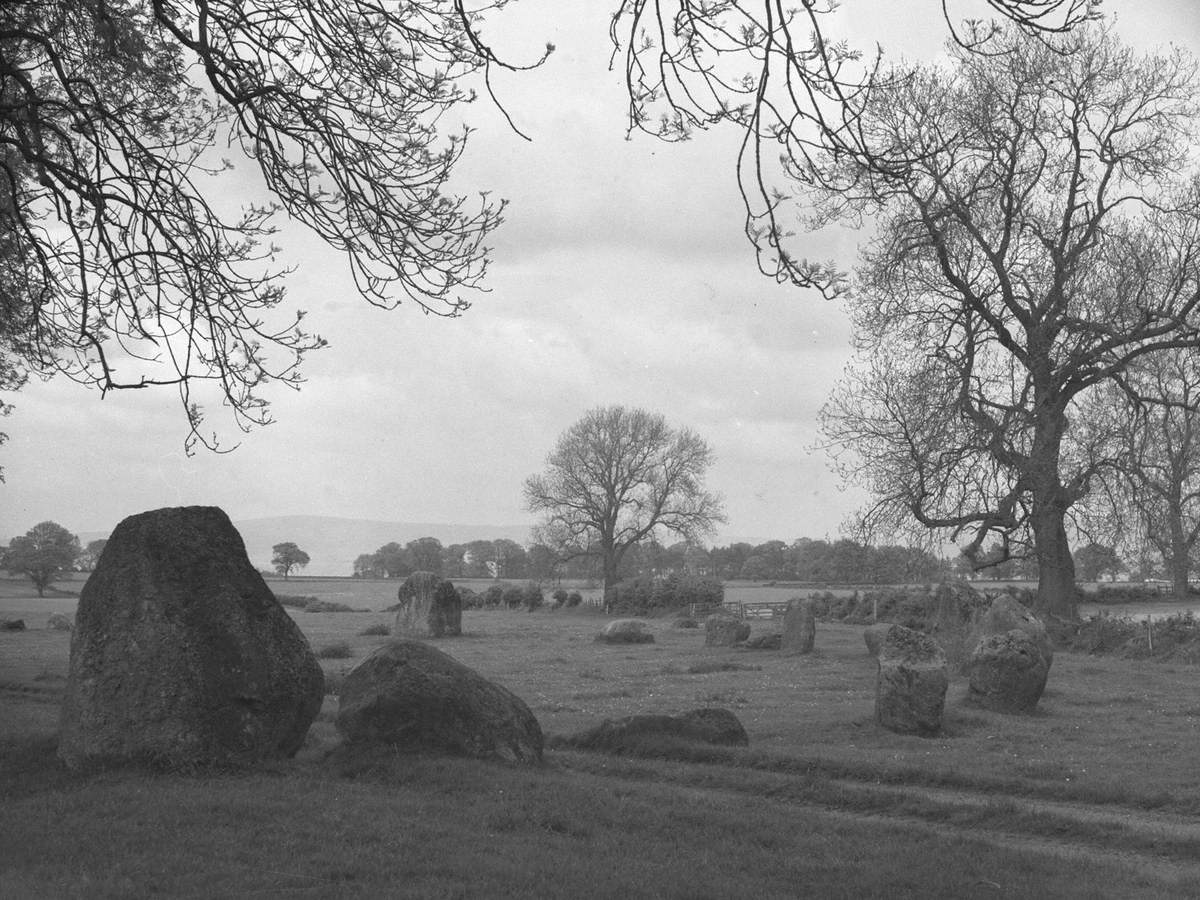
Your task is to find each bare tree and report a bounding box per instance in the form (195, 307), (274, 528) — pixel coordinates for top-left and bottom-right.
(2, 0), (1100, 454)
(1081, 351), (1200, 599)
(820, 25), (1200, 618)
(611, 0), (1100, 298)
(1, 0), (549, 448)
(523, 406), (725, 600)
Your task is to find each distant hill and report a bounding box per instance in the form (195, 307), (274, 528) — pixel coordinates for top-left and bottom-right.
(82, 515), (534, 577)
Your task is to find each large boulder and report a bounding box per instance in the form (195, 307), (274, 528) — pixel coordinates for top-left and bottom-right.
(564, 708), (749, 753)
(335, 640), (542, 764)
(58, 506), (324, 771)
(705, 613), (750, 647)
(974, 594), (1053, 667)
(965, 630), (1050, 713)
(875, 625), (949, 736)
(864, 623), (897, 657)
(395, 572), (462, 638)
(781, 598), (816, 654)
(46, 612), (73, 632)
(595, 619), (655, 644)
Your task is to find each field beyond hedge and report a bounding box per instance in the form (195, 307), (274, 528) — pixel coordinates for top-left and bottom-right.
(4, 580), (1200, 897)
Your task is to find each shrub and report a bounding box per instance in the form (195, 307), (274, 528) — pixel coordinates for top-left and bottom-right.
(502, 585), (525, 609)
(458, 587), (482, 609)
(275, 594), (317, 609)
(359, 622), (391, 636)
(552, 588), (569, 607)
(815, 583), (989, 633)
(316, 641), (352, 660)
(607, 573), (725, 615)
(523, 583), (544, 611)
(304, 599), (357, 613)
(566, 591), (584, 608)
(483, 584), (505, 608)
(1093, 584), (1171, 604)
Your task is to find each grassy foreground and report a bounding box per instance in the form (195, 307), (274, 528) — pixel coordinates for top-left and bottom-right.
(4, 593), (1200, 898)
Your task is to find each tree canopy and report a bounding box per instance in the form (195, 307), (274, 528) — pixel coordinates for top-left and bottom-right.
(524, 405), (725, 598)
(3, 520), (80, 595)
(0, 0), (1104, 457)
(0, 0), (548, 448)
(820, 24), (1200, 617)
(270, 541), (309, 578)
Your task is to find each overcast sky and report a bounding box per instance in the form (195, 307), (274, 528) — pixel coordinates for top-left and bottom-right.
(2, 0), (1199, 549)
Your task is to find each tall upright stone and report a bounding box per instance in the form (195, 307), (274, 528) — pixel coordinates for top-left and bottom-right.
(781, 598), (816, 654)
(395, 571), (462, 638)
(58, 506), (324, 770)
(875, 625), (948, 736)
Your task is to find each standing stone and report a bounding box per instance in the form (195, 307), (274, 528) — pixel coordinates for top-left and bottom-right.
(875, 625), (948, 736)
(965, 630), (1050, 713)
(58, 506), (324, 771)
(974, 595), (1053, 669)
(394, 571), (461, 638)
(863, 623), (897, 657)
(336, 640), (543, 764)
(781, 598), (816, 654)
(705, 613), (750, 647)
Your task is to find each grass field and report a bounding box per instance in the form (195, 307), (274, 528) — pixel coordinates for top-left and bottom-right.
(4, 578), (1200, 897)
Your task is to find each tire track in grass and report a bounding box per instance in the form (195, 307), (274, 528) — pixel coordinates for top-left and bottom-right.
(551, 749), (1200, 887)
(0, 681), (64, 704)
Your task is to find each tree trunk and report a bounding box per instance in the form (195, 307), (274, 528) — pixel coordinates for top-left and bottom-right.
(1032, 501), (1076, 619)
(601, 544), (618, 614)
(1029, 391), (1077, 620)
(1168, 501), (1190, 601)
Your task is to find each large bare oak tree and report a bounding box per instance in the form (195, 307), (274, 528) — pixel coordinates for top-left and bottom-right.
(523, 406), (724, 600)
(820, 25), (1200, 618)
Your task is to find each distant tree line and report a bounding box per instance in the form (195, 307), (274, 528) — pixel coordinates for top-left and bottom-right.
(350, 535), (951, 586)
(346, 532), (1163, 588)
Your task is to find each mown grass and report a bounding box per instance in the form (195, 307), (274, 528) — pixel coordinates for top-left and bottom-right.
(3, 733), (1195, 899)
(5, 589), (1200, 896)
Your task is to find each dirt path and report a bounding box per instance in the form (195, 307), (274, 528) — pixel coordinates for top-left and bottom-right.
(552, 749), (1200, 889)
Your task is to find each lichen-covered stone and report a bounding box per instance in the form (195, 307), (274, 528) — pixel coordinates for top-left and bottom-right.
(394, 571), (461, 638)
(46, 612), (73, 631)
(966, 630), (1050, 713)
(595, 619), (655, 644)
(974, 594), (1053, 667)
(335, 640), (542, 764)
(705, 613), (750, 647)
(781, 598), (816, 654)
(58, 506), (324, 771)
(875, 625), (948, 736)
